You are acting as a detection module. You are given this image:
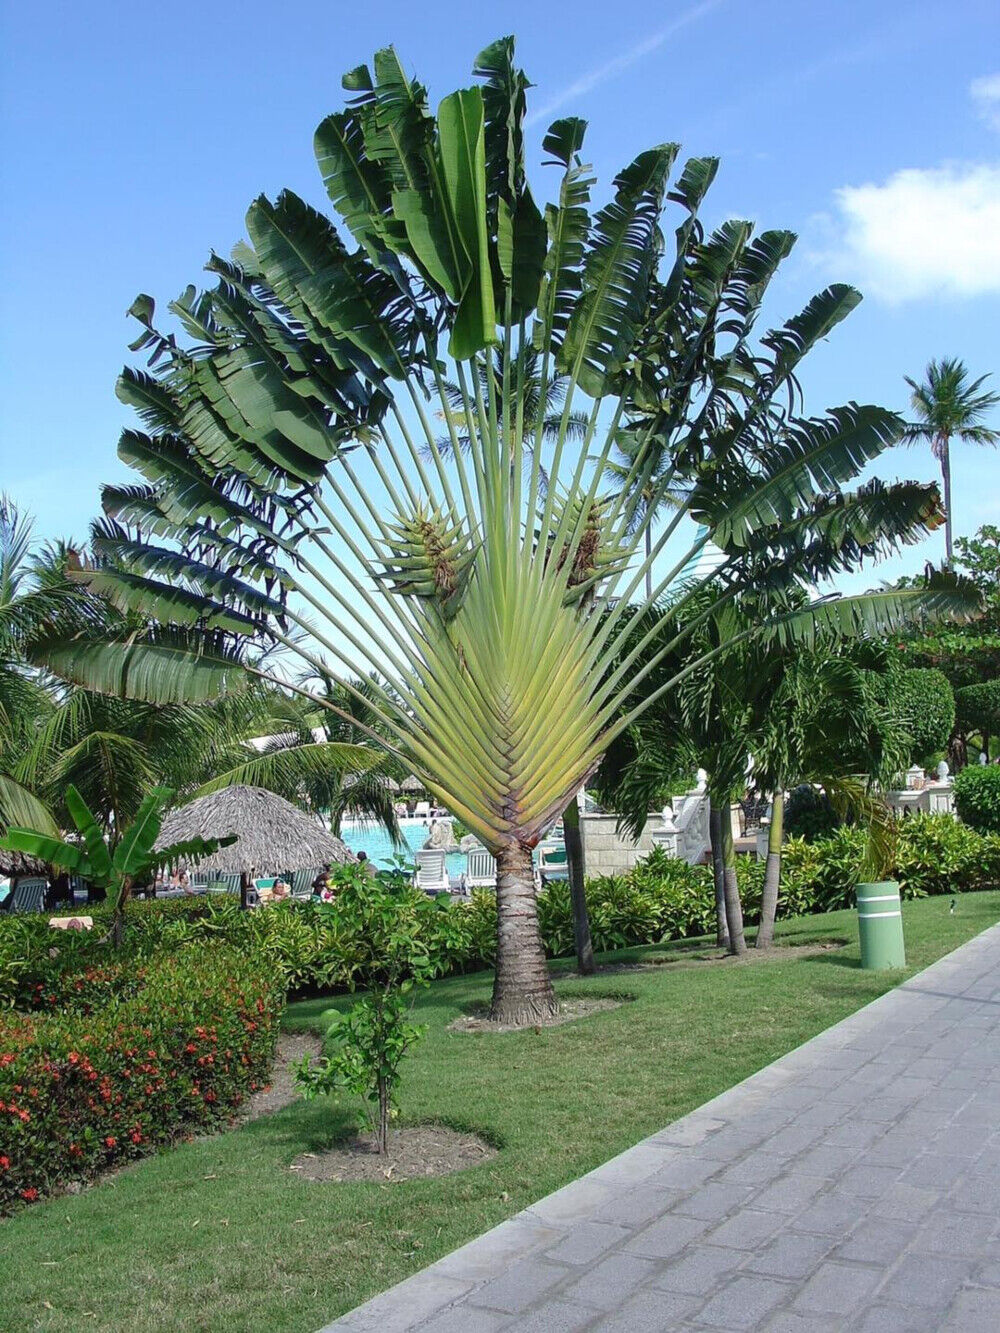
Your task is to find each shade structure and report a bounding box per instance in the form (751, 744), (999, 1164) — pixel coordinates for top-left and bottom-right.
(0, 849), (48, 877)
(341, 774), (400, 792)
(399, 775), (426, 794)
(154, 786), (353, 874)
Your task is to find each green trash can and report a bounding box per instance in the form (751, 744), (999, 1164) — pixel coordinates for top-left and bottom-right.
(856, 881), (906, 969)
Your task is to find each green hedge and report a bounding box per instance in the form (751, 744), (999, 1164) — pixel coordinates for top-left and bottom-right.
(0, 947), (283, 1213)
(953, 764), (1000, 834)
(6, 816), (995, 1013)
(896, 667), (955, 762)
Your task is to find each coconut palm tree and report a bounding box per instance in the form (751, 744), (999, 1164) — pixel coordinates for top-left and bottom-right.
(35, 40), (975, 1022)
(904, 359), (1000, 564)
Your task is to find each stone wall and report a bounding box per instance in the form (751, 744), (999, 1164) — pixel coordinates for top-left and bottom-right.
(579, 813), (659, 877)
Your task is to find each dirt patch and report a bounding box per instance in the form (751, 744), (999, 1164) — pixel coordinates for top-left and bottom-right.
(244, 1031), (323, 1121)
(447, 995), (627, 1035)
(565, 940), (848, 979)
(289, 1125), (496, 1183)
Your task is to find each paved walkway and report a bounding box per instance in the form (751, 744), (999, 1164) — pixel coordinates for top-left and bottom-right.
(322, 925), (1000, 1332)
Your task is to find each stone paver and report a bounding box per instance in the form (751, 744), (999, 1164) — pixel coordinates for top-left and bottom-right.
(319, 923), (1000, 1331)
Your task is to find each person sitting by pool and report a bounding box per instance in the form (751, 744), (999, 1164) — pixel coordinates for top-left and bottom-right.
(272, 878), (290, 900)
(356, 850), (377, 878)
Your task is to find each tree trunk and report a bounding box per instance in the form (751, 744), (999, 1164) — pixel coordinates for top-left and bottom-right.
(376, 1074), (389, 1155)
(941, 438), (954, 566)
(240, 871), (251, 911)
(755, 792), (783, 950)
(562, 798), (595, 975)
(721, 811), (747, 955)
(491, 841), (559, 1025)
(709, 803), (730, 950)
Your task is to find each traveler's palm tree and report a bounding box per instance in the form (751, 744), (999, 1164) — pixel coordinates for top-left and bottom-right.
(904, 359), (1000, 564)
(35, 40), (975, 1022)
(428, 346), (589, 492)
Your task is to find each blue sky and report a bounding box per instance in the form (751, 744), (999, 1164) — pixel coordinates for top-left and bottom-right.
(2, 0), (999, 592)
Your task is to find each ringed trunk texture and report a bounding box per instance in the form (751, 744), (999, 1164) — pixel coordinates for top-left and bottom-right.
(721, 814), (747, 956)
(562, 798), (596, 976)
(941, 438), (954, 566)
(490, 841), (559, 1025)
(755, 792), (784, 950)
(709, 804), (730, 950)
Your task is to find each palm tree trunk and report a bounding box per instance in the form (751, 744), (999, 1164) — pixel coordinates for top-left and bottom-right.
(491, 841), (559, 1024)
(709, 803), (730, 950)
(755, 792), (783, 950)
(941, 437), (954, 566)
(721, 809), (747, 955)
(562, 798), (595, 975)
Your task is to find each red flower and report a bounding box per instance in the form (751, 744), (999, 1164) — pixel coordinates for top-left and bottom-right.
(0, 1155), (10, 1170)
(20, 1188), (38, 1202)
(104, 1136), (117, 1149)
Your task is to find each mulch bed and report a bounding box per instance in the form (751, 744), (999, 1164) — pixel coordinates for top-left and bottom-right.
(288, 1126), (496, 1183)
(243, 1031), (323, 1121)
(447, 995), (627, 1035)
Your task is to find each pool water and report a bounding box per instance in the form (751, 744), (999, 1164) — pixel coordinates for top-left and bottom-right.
(338, 818), (565, 882)
(338, 818), (466, 879)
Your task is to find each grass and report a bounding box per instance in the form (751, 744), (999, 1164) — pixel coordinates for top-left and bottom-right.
(3, 891), (999, 1333)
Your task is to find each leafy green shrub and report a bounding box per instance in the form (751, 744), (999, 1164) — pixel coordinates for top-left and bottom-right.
(893, 813), (1000, 896)
(895, 668), (955, 763)
(954, 764), (1000, 833)
(0, 946), (283, 1212)
(782, 826), (867, 912)
(294, 868), (445, 1153)
(6, 815), (998, 1026)
(954, 679), (1000, 740)
(784, 785), (840, 842)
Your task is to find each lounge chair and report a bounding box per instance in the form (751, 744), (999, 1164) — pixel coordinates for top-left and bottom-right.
(8, 879), (47, 913)
(538, 842), (569, 883)
(414, 848), (449, 894)
(461, 846), (496, 894)
(289, 867), (317, 899)
(207, 872), (241, 894)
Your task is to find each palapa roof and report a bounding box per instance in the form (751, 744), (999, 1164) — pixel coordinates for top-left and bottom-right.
(0, 849), (48, 877)
(155, 785), (353, 874)
(400, 774), (426, 793)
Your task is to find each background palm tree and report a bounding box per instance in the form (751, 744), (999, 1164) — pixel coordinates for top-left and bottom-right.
(903, 358), (1000, 564)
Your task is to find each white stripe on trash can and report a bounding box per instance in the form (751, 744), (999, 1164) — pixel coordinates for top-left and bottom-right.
(858, 894), (900, 902)
(858, 910), (902, 918)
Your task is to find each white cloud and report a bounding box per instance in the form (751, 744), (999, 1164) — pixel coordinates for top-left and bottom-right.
(525, 0), (724, 128)
(971, 73), (1000, 131)
(826, 163), (1000, 302)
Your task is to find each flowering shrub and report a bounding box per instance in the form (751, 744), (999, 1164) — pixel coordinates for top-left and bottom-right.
(0, 946), (282, 1213)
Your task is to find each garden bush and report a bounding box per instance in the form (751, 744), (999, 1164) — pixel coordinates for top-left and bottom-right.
(783, 784), (841, 842)
(0, 946), (282, 1212)
(895, 667), (955, 763)
(4, 814), (998, 1027)
(953, 764), (1000, 834)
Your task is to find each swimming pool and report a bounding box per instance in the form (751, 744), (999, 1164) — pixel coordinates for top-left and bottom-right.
(338, 818), (465, 879)
(337, 818), (564, 882)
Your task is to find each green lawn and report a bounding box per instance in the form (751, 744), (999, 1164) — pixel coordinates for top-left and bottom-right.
(3, 892), (999, 1333)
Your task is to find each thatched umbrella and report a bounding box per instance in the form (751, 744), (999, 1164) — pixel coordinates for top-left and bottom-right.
(400, 775), (425, 794)
(155, 786), (353, 908)
(0, 849), (48, 879)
